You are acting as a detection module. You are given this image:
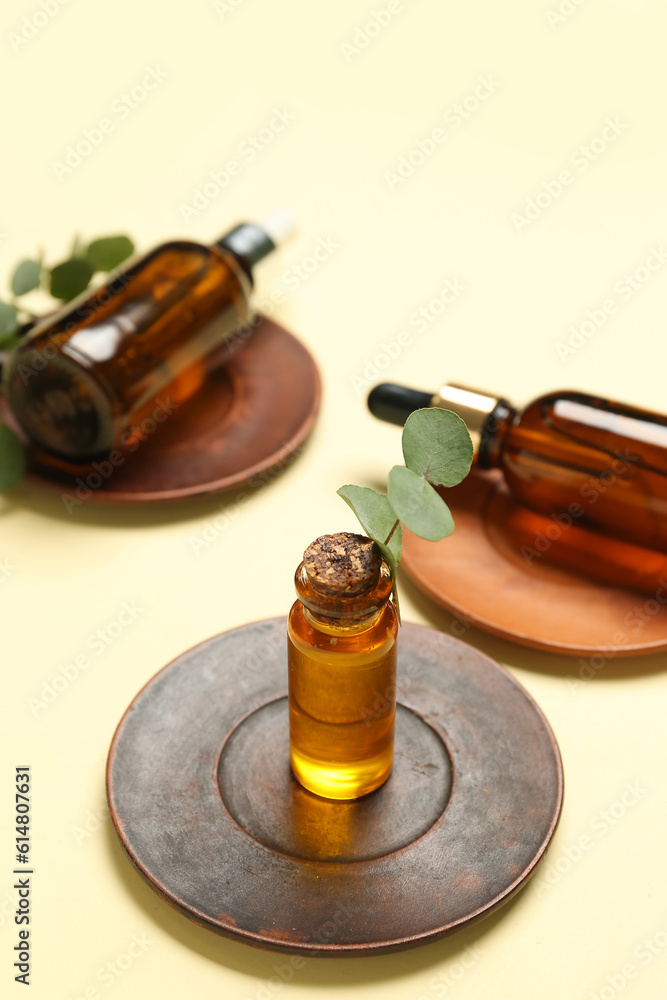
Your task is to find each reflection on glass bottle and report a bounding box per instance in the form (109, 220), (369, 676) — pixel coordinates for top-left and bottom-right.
(482, 469), (667, 595)
(3, 211), (294, 461)
(287, 532), (398, 801)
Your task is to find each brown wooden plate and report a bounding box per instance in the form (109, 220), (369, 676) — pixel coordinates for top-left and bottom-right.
(2, 317), (320, 503)
(106, 617), (563, 956)
(401, 467), (667, 657)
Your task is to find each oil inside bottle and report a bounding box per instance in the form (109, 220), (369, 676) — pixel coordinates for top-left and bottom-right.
(287, 535), (398, 800)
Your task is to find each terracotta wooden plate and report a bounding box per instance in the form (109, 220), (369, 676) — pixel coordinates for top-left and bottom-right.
(401, 467), (667, 657)
(106, 618), (563, 956)
(3, 317), (320, 503)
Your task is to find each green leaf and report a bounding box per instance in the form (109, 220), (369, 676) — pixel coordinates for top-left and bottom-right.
(0, 301), (19, 336)
(337, 484), (403, 622)
(85, 235), (134, 272)
(336, 485), (402, 564)
(11, 259), (41, 296)
(0, 422), (25, 490)
(402, 407), (473, 487)
(49, 258), (94, 301)
(0, 333), (20, 351)
(387, 465), (454, 541)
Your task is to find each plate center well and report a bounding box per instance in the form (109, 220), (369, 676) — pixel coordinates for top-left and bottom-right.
(217, 699), (452, 863)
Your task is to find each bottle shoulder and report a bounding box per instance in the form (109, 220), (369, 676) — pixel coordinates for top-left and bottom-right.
(514, 389), (586, 427)
(288, 600), (398, 657)
(145, 238), (210, 256)
(125, 239), (247, 275)
(517, 390), (667, 439)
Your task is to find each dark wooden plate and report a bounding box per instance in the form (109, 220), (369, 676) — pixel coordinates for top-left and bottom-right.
(3, 317), (320, 503)
(106, 618), (563, 956)
(401, 467), (667, 657)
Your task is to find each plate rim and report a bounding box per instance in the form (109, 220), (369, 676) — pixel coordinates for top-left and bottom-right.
(6, 318), (321, 504)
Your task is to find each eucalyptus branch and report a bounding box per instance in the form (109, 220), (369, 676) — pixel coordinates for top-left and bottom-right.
(338, 407), (474, 622)
(0, 233), (135, 490)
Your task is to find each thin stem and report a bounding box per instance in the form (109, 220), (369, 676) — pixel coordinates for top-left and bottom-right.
(384, 519), (399, 546)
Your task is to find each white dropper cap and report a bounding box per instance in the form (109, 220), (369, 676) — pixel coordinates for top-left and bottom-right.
(259, 208), (297, 248)
(216, 210), (298, 271)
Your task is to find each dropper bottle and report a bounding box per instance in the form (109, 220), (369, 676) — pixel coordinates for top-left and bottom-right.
(368, 381), (667, 554)
(3, 210), (295, 462)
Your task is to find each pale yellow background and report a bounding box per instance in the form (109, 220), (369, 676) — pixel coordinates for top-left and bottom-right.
(1, 1), (667, 997)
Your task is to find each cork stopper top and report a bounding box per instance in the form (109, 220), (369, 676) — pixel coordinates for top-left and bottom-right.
(303, 532), (381, 597)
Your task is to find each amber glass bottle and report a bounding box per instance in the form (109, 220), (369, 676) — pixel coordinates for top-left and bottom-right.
(287, 532), (398, 801)
(3, 211), (293, 461)
(368, 382), (667, 553)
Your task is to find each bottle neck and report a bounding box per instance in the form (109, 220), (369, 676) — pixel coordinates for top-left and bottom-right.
(302, 605), (385, 635)
(431, 382), (516, 469)
(294, 560), (394, 629)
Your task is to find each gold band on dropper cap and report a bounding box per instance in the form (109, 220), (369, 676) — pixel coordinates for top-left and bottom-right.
(431, 383), (503, 451)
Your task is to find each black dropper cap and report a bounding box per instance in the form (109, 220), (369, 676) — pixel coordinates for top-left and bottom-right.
(367, 383), (433, 426)
(216, 209), (295, 281)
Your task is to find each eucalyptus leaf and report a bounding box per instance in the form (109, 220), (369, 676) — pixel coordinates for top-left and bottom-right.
(0, 333), (20, 351)
(387, 465), (454, 541)
(0, 422), (25, 490)
(337, 484), (402, 621)
(336, 485), (402, 563)
(402, 407), (473, 487)
(86, 235), (134, 272)
(335, 403), (471, 626)
(11, 259), (41, 297)
(0, 301), (19, 337)
(49, 258), (94, 301)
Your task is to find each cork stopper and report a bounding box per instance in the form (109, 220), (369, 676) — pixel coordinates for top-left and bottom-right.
(303, 532), (381, 597)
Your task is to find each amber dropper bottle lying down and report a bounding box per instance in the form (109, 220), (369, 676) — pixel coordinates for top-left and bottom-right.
(368, 381), (667, 592)
(3, 209), (295, 463)
(287, 533), (398, 801)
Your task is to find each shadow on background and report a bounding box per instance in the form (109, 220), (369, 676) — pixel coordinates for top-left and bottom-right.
(2, 436), (312, 531)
